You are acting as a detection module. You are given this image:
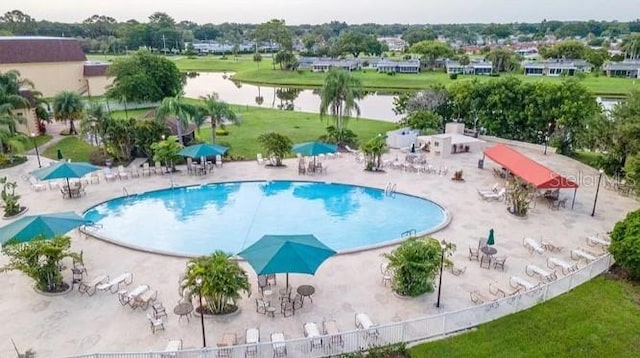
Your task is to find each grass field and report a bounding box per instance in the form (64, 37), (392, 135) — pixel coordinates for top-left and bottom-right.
(42, 136), (93, 162)
(21, 134), (52, 152)
(87, 54), (639, 96)
(411, 277), (640, 357)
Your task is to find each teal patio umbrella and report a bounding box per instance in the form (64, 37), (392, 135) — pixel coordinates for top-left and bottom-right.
(0, 211), (91, 244)
(292, 141), (338, 167)
(487, 228), (495, 246)
(237, 234), (337, 289)
(30, 162), (101, 193)
(178, 143), (228, 158)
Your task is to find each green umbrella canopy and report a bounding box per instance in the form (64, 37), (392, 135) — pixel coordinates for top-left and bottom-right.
(30, 162), (101, 181)
(291, 142), (338, 156)
(487, 228), (495, 246)
(178, 143), (228, 158)
(237, 234), (336, 277)
(0, 212), (91, 244)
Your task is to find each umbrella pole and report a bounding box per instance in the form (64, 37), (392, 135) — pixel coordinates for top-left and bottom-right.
(66, 178), (71, 193)
(286, 273), (289, 290)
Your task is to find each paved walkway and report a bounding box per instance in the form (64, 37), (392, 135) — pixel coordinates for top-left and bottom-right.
(0, 143), (637, 356)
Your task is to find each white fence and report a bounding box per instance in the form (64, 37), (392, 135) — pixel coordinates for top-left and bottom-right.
(66, 255), (612, 358)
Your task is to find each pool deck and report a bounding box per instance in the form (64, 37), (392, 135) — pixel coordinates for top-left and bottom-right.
(0, 144), (637, 356)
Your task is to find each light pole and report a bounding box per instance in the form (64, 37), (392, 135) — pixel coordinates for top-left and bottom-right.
(30, 133), (41, 168)
(544, 122), (552, 155)
(90, 120), (97, 146)
(591, 169), (604, 217)
(435, 240), (446, 309)
(196, 276), (207, 347)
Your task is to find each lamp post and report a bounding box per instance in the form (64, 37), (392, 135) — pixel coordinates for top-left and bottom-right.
(196, 276), (207, 347)
(435, 240), (446, 309)
(591, 169), (604, 217)
(544, 122), (552, 155)
(30, 133), (41, 168)
(90, 120), (97, 146)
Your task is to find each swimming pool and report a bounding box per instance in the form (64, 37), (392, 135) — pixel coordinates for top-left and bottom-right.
(83, 181), (449, 256)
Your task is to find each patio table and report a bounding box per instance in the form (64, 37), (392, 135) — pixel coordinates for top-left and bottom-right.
(173, 302), (193, 322)
(480, 246), (497, 256)
(297, 285), (315, 303)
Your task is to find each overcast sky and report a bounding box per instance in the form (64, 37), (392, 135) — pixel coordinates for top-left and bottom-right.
(4, 0), (639, 24)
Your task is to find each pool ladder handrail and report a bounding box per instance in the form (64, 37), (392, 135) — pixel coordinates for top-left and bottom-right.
(401, 229), (417, 238)
(122, 187), (129, 196)
(385, 182), (397, 195)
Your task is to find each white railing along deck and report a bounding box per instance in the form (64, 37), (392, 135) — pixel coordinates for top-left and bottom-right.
(66, 254), (613, 358)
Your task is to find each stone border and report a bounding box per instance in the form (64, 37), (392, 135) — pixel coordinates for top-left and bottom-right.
(2, 206), (28, 220)
(33, 281), (73, 296)
(80, 180), (452, 258)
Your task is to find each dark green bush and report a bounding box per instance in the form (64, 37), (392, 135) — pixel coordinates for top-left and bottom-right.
(610, 209), (640, 280)
(449, 73), (458, 80)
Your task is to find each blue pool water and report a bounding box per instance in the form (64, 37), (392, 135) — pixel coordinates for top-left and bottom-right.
(83, 181), (448, 256)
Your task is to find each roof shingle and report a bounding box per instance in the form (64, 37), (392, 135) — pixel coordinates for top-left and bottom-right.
(0, 37), (87, 64)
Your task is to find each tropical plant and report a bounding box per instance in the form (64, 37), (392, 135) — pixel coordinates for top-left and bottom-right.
(132, 120), (167, 159)
(198, 92), (237, 144)
(182, 250), (250, 314)
(53, 91), (84, 135)
(257, 132), (292, 166)
(0, 176), (22, 217)
(318, 125), (358, 148)
(506, 178), (535, 217)
(319, 69), (363, 143)
(1, 235), (81, 292)
(81, 102), (110, 151)
(361, 134), (387, 171)
(610, 209), (640, 280)
(383, 237), (453, 297)
(452, 170), (464, 181)
(156, 95), (195, 145)
(103, 117), (136, 161)
(150, 135), (183, 172)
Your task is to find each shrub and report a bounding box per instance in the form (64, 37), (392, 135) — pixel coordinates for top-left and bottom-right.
(449, 73), (458, 80)
(384, 237), (452, 297)
(257, 132), (292, 166)
(0, 176), (22, 217)
(215, 128), (229, 136)
(610, 209), (640, 280)
(88, 149), (111, 166)
(59, 129), (72, 136)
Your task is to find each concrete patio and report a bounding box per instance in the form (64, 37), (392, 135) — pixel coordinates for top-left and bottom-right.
(0, 142), (636, 357)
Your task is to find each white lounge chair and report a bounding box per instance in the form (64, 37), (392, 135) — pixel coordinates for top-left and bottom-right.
(586, 235), (611, 248)
(117, 165), (128, 180)
(355, 313), (379, 340)
(479, 188), (506, 200)
(96, 272), (133, 293)
(163, 339), (182, 355)
(523, 237), (545, 255)
(303, 322), (322, 351)
(547, 257), (578, 275)
(78, 275), (109, 296)
(142, 162), (151, 176)
(509, 276), (538, 291)
(525, 264), (557, 282)
(215, 154), (223, 168)
(477, 183), (499, 195)
(155, 161), (164, 175)
(256, 153), (265, 165)
(118, 284), (149, 307)
(103, 168), (117, 182)
(323, 319), (344, 348)
(271, 332), (287, 357)
(134, 288), (158, 310)
(29, 177), (47, 192)
(571, 248), (598, 263)
(345, 145), (359, 154)
(245, 327), (259, 357)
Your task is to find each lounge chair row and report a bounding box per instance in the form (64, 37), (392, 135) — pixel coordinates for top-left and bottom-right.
(78, 272), (133, 296)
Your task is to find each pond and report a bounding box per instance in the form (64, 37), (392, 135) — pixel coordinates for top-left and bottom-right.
(183, 72), (402, 123)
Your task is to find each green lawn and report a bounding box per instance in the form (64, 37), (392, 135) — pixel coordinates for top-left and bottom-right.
(573, 150), (605, 168)
(411, 277), (640, 357)
(42, 136), (94, 162)
(21, 134), (52, 152)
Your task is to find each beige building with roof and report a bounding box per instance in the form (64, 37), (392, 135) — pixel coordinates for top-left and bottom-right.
(0, 36), (112, 97)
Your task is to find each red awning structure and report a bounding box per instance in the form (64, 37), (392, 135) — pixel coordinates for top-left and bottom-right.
(483, 144), (579, 189)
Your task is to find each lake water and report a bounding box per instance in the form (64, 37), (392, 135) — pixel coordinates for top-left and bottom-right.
(183, 72), (402, 122)
(183, 72), (622, 123)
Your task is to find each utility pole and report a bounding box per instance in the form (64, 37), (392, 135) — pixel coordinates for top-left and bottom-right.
(162, 34), (167, 55)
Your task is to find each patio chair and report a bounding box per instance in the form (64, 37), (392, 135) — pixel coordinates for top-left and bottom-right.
(322, 319), (344, 348)
(479, 188), (506, 201)
(477, 183), (499, 195)
(480, 254), (492, 269)
(551, 198), (567, 210)
(103, 168), (117, 182)
(96, 272), (133, 293)
(217, 332), (237, 357)
(147, 313), (165, 334)
(380, 262), (393, 286)
(186, 157), (194, 175)
(258, 275), (270, 293)
(492, 256), (507, 271)
(78, 275), (109, 296)
(29, 177), (47, 192)
(135, 288), (158, 310)
(281, 300), (295, 317)
(245, 327), (260, 357)
(163, 339), (182, 355)
(155, 161), (164, 175)
(266, 274), (277, 286)
(215, 154), (223, 168)
(303, 322), (323, 351)
(271, 332), (287, 358)
(292, 293), (303, 310)
(256, 298), (269, 314)
(468, 246), (480, 261)
(89, 172), (100, 184)
(142, 162), (151, 176)
(449, 264), (467, 276)
(153, 302), (168, 320)
(117, 165), (128, 180)
(256, 153), (265, 165)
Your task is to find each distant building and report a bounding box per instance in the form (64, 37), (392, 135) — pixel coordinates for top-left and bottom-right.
(445, 60), (493, 75)
(376, 59), (421, 74)
(311, 58), (360, 72)
(603, 60), (640, 78)
(522, 59), (591, 76)
(0, 36), (112, 97)
(378, 37), (407, 52)
(190, 41), (278, 54)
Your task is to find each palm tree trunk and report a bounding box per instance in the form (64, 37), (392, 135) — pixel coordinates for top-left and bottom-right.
(176, 120), (184, 145)
(211, 119), (217, 144)
(69, 119), (77, 135)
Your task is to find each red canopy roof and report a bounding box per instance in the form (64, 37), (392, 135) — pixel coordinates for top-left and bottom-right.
(484, 144), (579, 189)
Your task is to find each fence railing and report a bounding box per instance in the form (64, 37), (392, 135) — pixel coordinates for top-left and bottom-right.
(66, 254), (613, 358)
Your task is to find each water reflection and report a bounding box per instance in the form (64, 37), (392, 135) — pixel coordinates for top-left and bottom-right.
(163, 183), (241, 220)
(260, 180), (293, 196)
(183, 72), (401, 122)
(292, 182), (359, 218)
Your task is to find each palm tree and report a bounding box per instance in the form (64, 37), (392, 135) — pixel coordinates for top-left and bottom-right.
(81, 102), (110, 150)
(53, 91), (84, 135)
(198, 93), (237, 144)
(319, 69), (363, 133)
(0, 70), (34, 94)
(156, 95), (194, 145)
(622, 34), (640, 60)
